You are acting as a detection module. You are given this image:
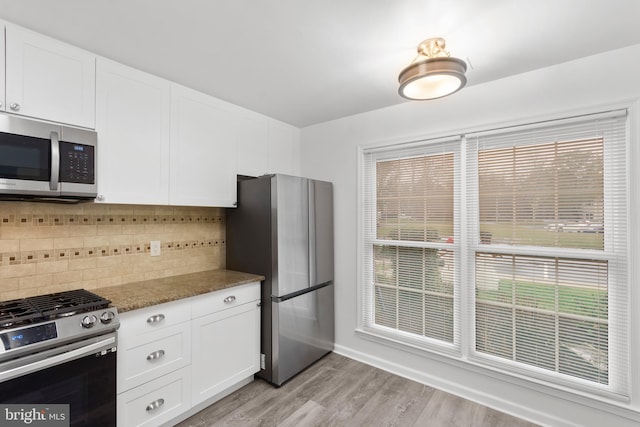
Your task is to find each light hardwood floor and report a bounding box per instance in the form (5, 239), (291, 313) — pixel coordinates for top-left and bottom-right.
(177, 352), (539, 427)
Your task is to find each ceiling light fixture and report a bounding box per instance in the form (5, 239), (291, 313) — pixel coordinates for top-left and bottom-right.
(398, 37), (467, 100)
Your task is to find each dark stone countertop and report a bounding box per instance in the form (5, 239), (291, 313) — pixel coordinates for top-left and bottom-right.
(96, 269), (264, 313)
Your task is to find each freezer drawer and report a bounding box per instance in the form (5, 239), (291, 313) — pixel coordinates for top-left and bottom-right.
(270, 283), (334, 386)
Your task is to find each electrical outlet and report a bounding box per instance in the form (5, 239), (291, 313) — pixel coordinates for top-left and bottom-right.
(150, 240), (161, 257)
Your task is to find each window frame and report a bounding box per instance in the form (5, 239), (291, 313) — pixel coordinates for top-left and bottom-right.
(357, 108), (630, 401)
(360, 136), (462, 356)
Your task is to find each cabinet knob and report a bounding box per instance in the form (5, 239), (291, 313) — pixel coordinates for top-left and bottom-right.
(146, 314), (166, 324)
(146, 398), (165, 412)
(0, 101), (3, 108)
(10, 103), (20, 111)
(223, 295), (236, 304)
(146, 349), (166, 361)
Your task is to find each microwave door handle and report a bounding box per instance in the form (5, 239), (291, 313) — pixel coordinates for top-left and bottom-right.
(49, 131), (59, 191)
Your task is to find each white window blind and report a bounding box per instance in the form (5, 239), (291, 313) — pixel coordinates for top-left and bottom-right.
(360, 109), (629, 398)
(467, 110), (628, 396)
(362, 138), (461, 354)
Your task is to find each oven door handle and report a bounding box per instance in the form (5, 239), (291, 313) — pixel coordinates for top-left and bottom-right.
(0, 335), (116, 383)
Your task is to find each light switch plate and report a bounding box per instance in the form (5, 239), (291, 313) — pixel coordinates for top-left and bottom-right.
(150, 240), (161, 256)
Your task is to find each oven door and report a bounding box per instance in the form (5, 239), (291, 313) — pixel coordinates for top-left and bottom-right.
(0, 333), (117, 427)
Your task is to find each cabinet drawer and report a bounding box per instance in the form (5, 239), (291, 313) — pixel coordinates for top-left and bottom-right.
(118, 366), (191, 427)
(191, 282), (260, 318)
(119, 299), (191, 339)
(118, 322), (191, 393)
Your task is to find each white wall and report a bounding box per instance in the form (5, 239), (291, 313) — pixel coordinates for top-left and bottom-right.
(300, 44), (640, 427)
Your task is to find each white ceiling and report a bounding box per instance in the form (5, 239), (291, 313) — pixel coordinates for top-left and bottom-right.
(1, 0), (640, 127)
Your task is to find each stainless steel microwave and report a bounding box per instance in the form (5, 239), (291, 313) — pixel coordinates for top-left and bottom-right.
(0, 114), (97, 201)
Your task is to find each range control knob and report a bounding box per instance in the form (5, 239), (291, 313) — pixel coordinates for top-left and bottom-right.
(81, 315), (98, 328)
(100, 311), (116, 324)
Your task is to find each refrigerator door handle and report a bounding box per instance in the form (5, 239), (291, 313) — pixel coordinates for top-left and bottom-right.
(308, 179), (317, 286)
(271, 281), (332, 303)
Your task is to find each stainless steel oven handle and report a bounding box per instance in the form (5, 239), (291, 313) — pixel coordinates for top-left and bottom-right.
(0, 335), (116, 383)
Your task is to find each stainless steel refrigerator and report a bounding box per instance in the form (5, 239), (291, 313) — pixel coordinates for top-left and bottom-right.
(226, 174), (334, 386)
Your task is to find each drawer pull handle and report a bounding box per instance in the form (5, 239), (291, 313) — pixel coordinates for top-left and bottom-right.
(224, 296), (236, 304)
(146, 398), (165, 412)
(146, 350), (166, 361)
(146, 314), (165, 324)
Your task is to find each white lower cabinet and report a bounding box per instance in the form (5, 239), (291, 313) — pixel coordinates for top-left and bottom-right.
(117, 282), (261, 426)
(118, 321), (192, 392)
(118, 366), (192, 427)
(191, 285), (261, 406)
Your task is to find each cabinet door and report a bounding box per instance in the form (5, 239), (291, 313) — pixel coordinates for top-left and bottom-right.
(236, 113), (268, 178)
(5, 24), (96, 128)
(191, 302), (260, 406)
(268, 120), (301, 176)
(0, 24), (5, 112)
(95, 58), (171, 204)
(170, 84), (238, 207)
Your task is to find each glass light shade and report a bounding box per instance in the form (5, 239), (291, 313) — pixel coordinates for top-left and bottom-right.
(398, 57), (467, 100)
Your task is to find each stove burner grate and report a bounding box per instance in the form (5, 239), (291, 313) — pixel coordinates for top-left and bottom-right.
(0, 289), (111, 328)
(0, 301), (41, 328)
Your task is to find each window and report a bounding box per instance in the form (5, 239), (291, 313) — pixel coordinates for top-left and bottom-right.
(361, 110), (628, 397)
(362, 138), (460, 354)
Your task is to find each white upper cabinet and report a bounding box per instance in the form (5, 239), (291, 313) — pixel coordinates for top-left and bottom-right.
(170, 84), (238, 207)
(0, 26), (5, 112)
(236, 112), (301, 178)
(95, 58), (171, 205)
(0, 21), (300, 206)
(236, 112), (269, 178)
(268, 120), (300, 176)
(4, 24), (96, 128)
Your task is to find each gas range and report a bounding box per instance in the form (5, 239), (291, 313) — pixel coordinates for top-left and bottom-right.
(0, 289), (119, 426)
(0, 289), (119, 363)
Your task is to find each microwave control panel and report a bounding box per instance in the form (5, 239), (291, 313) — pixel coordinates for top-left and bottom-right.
(59, 142), (95, 184)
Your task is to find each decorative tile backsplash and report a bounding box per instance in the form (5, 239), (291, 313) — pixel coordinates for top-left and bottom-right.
(0, 202), (225, 301)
